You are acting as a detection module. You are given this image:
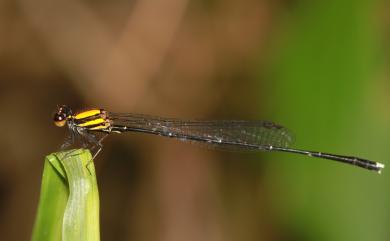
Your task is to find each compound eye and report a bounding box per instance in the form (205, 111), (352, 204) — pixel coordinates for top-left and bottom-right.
(54, 114), (67, 127)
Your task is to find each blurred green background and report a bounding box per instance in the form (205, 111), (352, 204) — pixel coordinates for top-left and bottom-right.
(0, 0), (388, 240)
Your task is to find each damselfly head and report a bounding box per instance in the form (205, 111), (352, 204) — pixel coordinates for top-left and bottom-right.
(54, 105), (72, 127)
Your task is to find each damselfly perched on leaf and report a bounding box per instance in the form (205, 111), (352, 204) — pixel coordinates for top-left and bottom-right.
(53, 105), (384, 173)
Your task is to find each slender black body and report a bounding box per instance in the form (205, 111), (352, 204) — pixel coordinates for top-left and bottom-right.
(53, 105), (384, 173)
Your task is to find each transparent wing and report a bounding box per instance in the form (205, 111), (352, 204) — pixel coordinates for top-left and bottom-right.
(108, 113), (294, 151)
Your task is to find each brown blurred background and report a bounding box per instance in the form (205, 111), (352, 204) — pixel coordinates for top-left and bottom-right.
(0, 0), (389, 241)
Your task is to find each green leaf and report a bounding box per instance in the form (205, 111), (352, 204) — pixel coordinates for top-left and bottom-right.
(31, 149), (100, 241)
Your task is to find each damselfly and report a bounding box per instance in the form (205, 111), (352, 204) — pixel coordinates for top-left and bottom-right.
(53, 105), (384, 173)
